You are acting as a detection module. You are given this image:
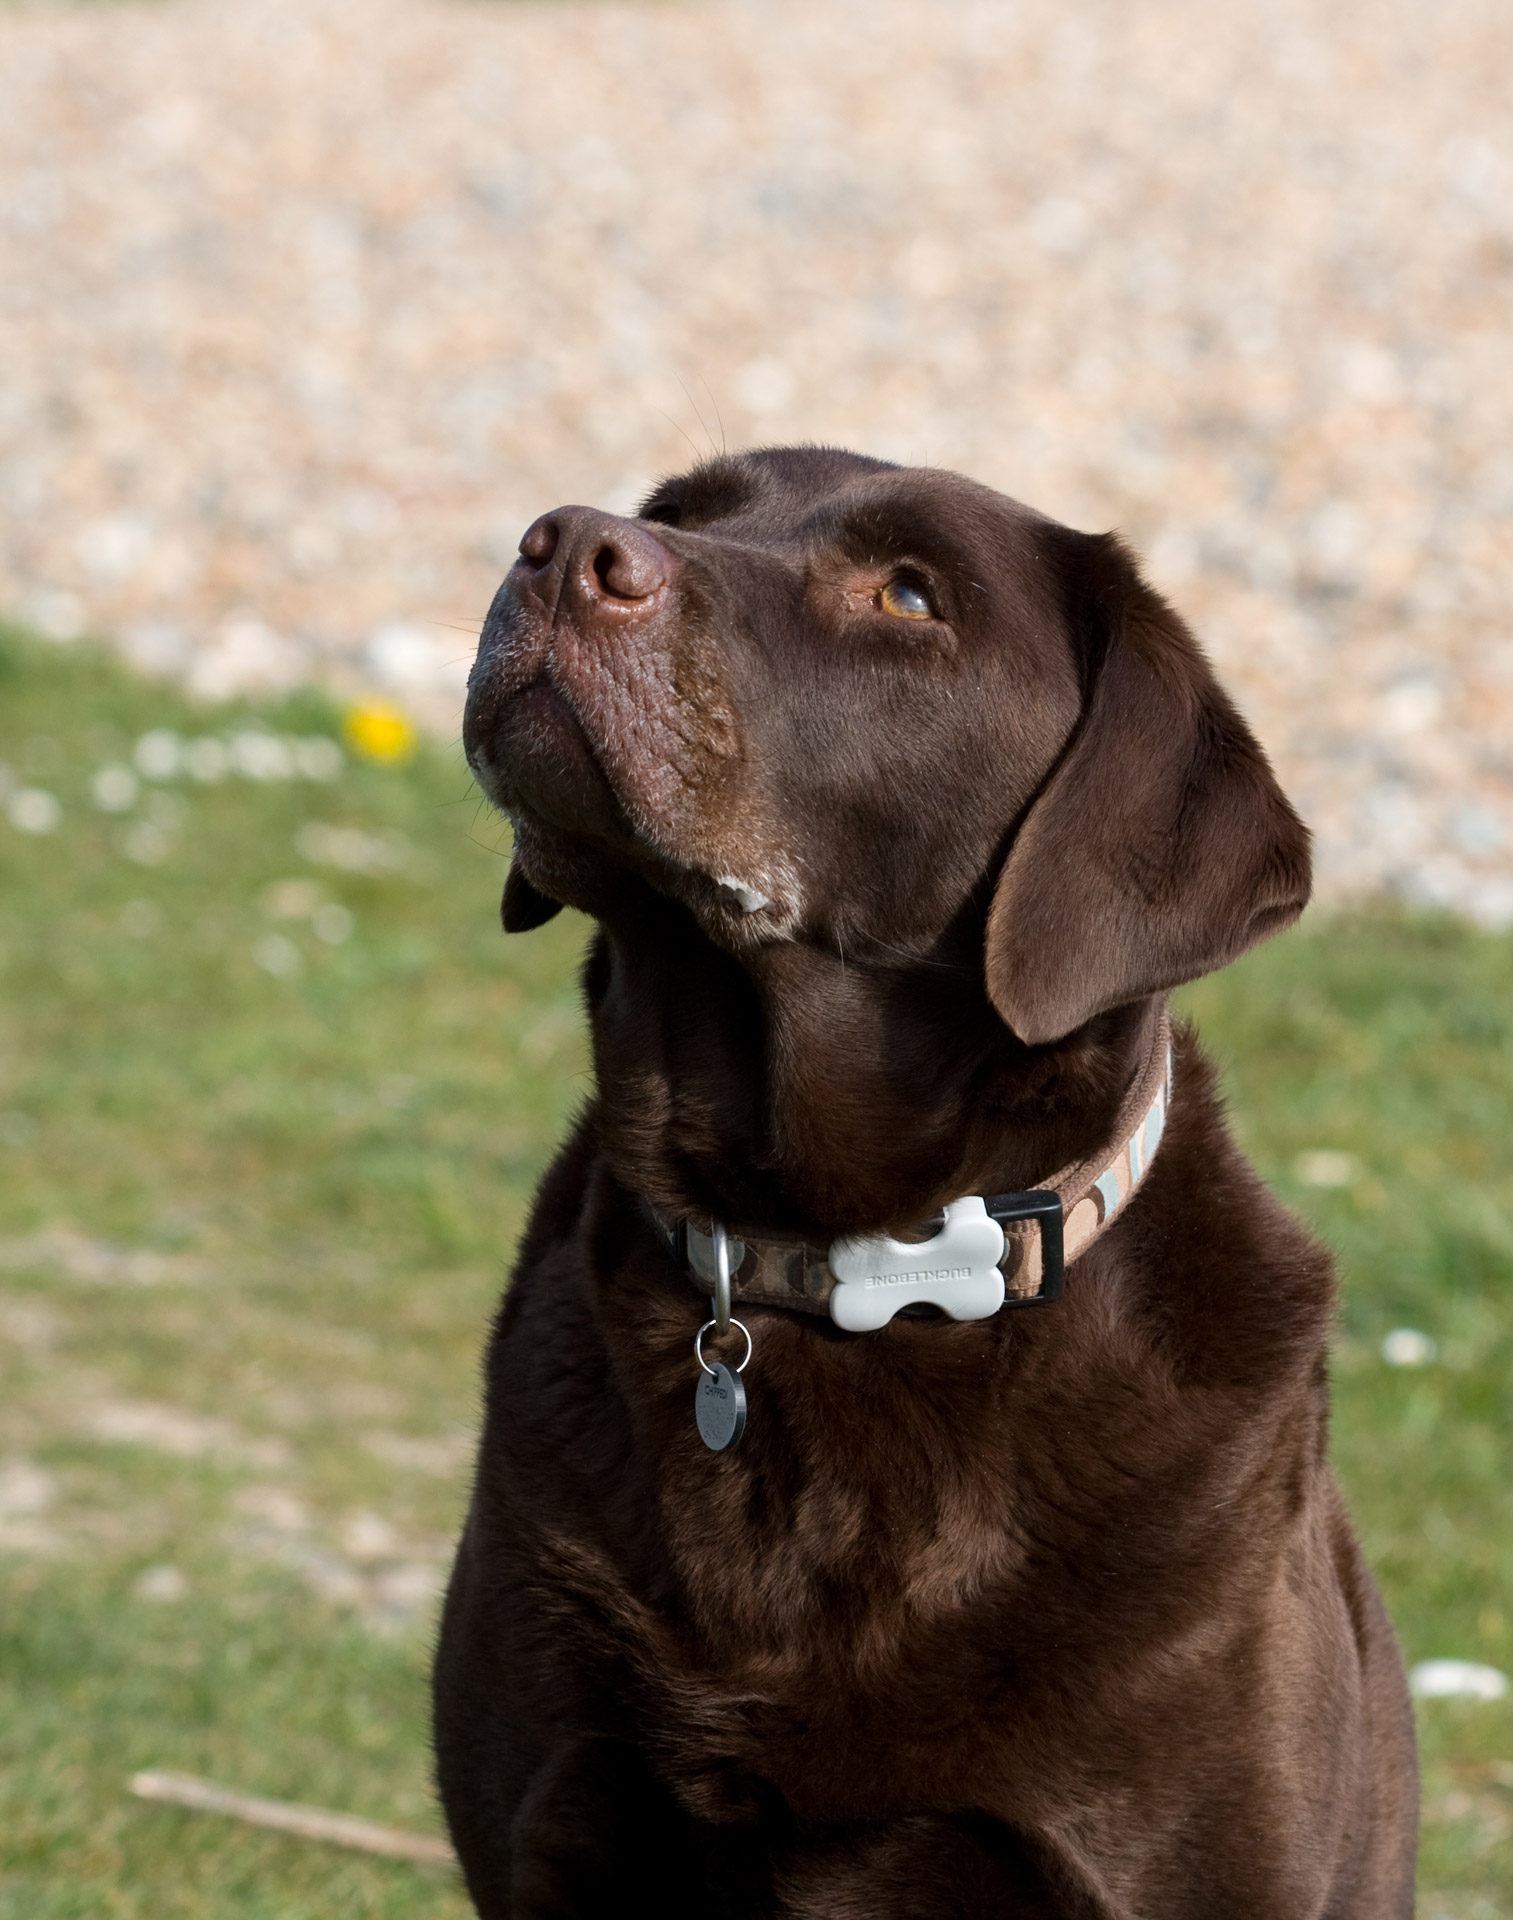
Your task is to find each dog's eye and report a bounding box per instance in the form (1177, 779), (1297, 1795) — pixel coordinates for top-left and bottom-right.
(879, 575), (936, 621)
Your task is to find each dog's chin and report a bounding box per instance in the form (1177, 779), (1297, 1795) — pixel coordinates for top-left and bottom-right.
(506, 806), (805, 958)
(468, 680), (631, 843)
(471, 684), (803, 943)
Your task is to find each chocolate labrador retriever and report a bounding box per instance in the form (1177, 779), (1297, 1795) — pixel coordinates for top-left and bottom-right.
(438, 447), (1417, 1917)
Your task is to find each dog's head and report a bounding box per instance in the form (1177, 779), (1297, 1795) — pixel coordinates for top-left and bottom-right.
(465, 447), (1308, 1045)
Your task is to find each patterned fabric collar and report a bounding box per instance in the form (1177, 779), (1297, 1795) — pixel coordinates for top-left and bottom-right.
(645, 1006), (1173, 1330)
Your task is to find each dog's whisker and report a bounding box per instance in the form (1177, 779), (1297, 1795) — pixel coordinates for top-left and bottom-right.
(658, 407), (707, 468)
(698, 375), (727, 457)
(674, 374), (720, 461)
(850, 933), (974, 976)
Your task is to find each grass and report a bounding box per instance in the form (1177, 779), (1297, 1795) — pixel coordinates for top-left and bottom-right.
(0, 622), (1510, 1916)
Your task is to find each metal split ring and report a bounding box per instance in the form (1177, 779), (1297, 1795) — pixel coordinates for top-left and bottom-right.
(694, 1316), (752, 1378)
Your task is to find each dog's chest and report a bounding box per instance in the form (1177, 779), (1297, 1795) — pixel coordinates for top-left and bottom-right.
(641, 1456), (1066, 1822)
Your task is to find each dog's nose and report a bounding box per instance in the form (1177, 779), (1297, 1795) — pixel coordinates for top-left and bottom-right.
(518, 514), (560, 568)
(515, 508), (671, 618)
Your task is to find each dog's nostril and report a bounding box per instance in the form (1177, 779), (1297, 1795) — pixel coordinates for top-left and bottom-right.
(590, 527), (670, 602)
(519, 516), (559, 567)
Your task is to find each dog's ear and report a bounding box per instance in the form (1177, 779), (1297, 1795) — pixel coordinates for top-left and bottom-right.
(985, 533), (1310, 1045)
(502, 857), (563, 932)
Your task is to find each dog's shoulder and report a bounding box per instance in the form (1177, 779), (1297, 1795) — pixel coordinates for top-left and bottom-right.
(1132, 1022), (1336, 1393)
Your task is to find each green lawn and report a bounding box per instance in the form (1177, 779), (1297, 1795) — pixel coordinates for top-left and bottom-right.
(1, 624), (1509, 1917)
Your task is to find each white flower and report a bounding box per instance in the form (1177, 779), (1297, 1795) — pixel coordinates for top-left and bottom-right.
(253, 933), (302, 978)
(313, 903), (354, 945)
(367, 622), (444, 690)
(0, 1458), (54, 1515)
(132, 1565), (188, 1603)
(294, 736), (343, 781)
(230, 730), (295, 781)
(122, 822), (170, 866)
(184, 737), (230, 783)
(1381, 1329), (1437, 1368)
(7, 788), (61, 834)
(295, 821), (408, 873)
(1409, 1660), (1508, 1701)
(134, 730), (184, 781)
(342, 1511), (398, 1562)
(92, 764), (141, 813)
(1295, 1150), (1359, 1188)
(262, 878), (324, 921)
(24, 589), (85, 643)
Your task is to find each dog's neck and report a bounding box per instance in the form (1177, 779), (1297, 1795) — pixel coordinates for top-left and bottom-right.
(584, 890), (1160, 1240)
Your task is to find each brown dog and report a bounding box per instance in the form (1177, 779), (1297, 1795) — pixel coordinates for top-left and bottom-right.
(437, 447), (1417, 1917)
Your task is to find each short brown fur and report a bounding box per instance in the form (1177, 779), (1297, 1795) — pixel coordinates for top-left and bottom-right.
(437, 448), (1416, 1917)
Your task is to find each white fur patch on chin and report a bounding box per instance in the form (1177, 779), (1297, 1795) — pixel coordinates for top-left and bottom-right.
(714, 875), (772, 914)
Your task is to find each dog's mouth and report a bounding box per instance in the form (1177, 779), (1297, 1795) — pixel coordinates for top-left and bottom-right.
(466, 673), (627, 843)
(463, 508), (801, 933)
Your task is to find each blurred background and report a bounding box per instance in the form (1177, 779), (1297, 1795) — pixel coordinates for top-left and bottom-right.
(0, 0), (1510, 1915)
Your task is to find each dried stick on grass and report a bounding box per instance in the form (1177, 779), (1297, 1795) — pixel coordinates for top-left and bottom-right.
(129, 1771), (457, 1867)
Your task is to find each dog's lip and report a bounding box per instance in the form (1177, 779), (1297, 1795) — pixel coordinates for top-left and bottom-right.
(468, 675), (627, 833)
(470, 679), (801, 932)
(465, 582), (803, 933)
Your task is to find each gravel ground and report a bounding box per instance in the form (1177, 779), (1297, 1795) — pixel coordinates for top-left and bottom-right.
(3, 0), (1511, 918)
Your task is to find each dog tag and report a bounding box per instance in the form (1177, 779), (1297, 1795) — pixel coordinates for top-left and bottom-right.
(695, 1362), (746, 1451)
(828, 1197), (1007, 1333)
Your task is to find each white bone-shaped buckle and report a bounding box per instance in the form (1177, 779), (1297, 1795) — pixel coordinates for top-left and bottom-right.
(828, 1197), (1007, 1333)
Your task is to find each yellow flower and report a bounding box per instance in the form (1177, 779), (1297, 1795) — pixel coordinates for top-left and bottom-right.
(343, 703), (416, 765)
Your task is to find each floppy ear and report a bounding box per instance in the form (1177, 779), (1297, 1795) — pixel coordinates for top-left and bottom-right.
(985, 534), (1310, 1045)
(501, 856), (563, 932)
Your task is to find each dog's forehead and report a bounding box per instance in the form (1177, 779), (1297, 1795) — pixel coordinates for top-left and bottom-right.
(639, 446), (893, 526)
(641, 447), (1054, 566)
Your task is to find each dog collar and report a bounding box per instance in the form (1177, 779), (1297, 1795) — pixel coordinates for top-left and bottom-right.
(645, 1008), (1172, 1331)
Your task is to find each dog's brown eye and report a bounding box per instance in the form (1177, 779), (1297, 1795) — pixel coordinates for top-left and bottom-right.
(879, 576), (936, 621)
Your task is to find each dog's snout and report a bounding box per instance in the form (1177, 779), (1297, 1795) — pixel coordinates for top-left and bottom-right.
(515, 508), (671, 621)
